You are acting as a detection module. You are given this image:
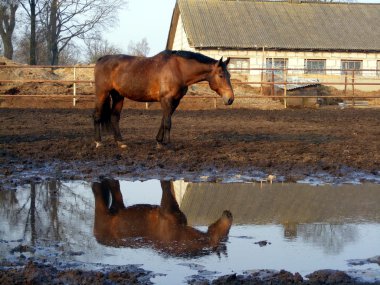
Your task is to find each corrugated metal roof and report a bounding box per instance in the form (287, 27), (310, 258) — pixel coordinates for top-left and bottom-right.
(176, 0), (380, 51)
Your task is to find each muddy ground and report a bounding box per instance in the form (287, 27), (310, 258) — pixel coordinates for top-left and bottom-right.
(1, 259), (371, 285)
(0, 106), (379, 189)
(0, 105), (380, 284)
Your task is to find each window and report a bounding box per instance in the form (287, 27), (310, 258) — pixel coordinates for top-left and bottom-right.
(305, 59), (326, 74)
(341, 60), (362, 76)
(266, 58), (288, 78)
(266, 58), (288, 70)
(228, 58), (250, 73)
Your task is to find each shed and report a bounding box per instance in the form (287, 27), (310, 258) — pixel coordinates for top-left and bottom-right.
(166, 0), (380, 92)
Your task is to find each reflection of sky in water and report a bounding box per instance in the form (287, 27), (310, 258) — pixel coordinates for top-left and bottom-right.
(0, 180), (380, 284)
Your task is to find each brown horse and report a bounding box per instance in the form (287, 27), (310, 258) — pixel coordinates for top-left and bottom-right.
(92, 179), (233, 257)
(93, 50), (234, 148)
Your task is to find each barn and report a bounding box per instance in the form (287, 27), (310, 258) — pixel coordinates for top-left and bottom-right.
(166, 0), (380, 92)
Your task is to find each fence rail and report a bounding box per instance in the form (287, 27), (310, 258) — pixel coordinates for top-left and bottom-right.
(1, 64), (380, 108)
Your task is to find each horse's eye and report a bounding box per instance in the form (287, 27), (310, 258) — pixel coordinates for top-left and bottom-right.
(219, 74), (224, 78)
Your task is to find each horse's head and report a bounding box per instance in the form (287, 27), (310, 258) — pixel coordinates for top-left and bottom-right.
(208, 57), (235, 105)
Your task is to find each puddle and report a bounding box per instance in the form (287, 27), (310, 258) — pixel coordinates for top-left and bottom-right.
(1, 180), (380, 284)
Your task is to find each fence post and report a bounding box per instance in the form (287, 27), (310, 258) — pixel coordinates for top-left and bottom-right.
(73, 66), (77, 106)
(344, 74), (347, 97)
(260, 46), (265, 96)
(271, 71), (275, 96)
(283, 67), (287, 108)
(352, 70), (355, 107)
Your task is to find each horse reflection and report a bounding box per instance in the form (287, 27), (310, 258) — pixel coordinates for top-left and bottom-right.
(92, 180), (233, 257)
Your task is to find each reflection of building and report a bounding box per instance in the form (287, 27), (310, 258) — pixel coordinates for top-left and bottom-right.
(172, 180), (189, 206)
(179, 182), (380, 226)
(178, 182), (379, 251)
(283, 222), (298, 240)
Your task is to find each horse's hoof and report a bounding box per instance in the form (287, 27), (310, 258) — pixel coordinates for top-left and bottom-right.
(156, 142), (164, 149)
(117, 141), (127, 149)
(95, 141), (103, 148)
(156, 142), (170, 149)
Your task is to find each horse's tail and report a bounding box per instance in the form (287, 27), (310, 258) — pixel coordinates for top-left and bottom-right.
(99, 94), (112, 131)
(93, 93), (112, 132)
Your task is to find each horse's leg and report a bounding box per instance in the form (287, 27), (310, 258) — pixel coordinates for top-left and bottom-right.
(93, 89), (110, 148)
(156, 97), (180, 147)
(92, 181), (114, 240)
(159, 181), (187, 225)
(102, 179), (125, 213)
(92, 182), (111, 214)
(110, 91), (126, 148)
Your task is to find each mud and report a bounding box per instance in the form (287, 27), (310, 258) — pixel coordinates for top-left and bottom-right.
(1, 106), (380, 284)
(0, 259), (371, 285)
(1, 107), (379, 189)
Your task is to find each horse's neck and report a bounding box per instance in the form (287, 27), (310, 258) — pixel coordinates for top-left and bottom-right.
(179, 60), (213, 86)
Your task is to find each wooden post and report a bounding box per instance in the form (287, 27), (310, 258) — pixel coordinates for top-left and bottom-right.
(73, 66), (77, 106)
(352, 70), (355, 107)
(344, 74), (347, 97)
(271, 71), (275, 96)
(283, 67), (287, 108)
(260, 46), (265, 96)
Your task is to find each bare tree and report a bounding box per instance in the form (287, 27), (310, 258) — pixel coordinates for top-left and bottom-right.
(37, 0), (127, 65)
(14, 23), (52, 64)
(84, 35), (122, 63)
(127, 38), (150, 57)
(19, 0), (46, 65)
(0, 0), (18, 59)
(58, 41), (80, 65)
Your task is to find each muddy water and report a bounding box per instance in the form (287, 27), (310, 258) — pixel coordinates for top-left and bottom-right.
(1, 180), (380, 284)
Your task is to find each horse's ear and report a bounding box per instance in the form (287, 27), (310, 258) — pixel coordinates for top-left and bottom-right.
(217, 57), (223, 67)
(225, 57), (230, 66)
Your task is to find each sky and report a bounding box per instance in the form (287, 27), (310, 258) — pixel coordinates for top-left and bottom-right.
(105, 0), (177, 56)
(106, 0), (380, 57)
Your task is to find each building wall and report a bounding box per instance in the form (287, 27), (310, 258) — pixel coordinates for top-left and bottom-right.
(171, 16), (380, 91)
(172, 15), (194, 51)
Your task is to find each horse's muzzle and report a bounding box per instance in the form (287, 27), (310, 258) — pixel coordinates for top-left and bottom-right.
(223, 94), (234, 105)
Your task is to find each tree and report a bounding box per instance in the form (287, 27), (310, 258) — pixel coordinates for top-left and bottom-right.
(84, 35), (122, 63)
(38, 0), (127, 65)
(54, 41), (80, 65)
(19, 0), (45, 65)
(127, 38), (150, 57)
(14, 25), (49, 64)
(0, 0), (18, 59)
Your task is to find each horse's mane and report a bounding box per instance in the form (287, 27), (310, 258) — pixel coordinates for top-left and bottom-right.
(163, 50), (217, 64)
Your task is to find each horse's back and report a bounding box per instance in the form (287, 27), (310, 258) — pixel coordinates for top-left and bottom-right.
(95, 54), (136, 77)
(96, 54), (135, 64)
(94, 53), (173, 101)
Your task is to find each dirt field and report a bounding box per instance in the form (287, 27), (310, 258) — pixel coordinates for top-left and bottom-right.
(1, 105), (380, 284)
(0, 106), (379, 190)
